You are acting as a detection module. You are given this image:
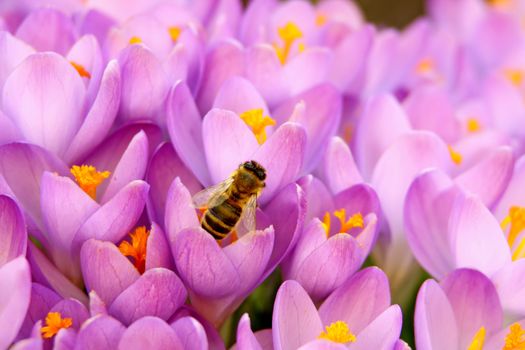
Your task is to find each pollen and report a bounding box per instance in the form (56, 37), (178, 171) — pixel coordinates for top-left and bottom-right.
(321, 212), (331, 236)
(501, 206), (525, 260)
(70, 61), (91, 78)
(466, 327), (486, 350)
(129, 36), (142, 45)
(467, 118), (482, 133)
(70, 165), (110, 200)
(316, 13), (327, 26)
(119, 226), (150, 274)
(322, 209), (364, 236)
(503, 323), (525, 350)
(274, 22), (303, 64)
(318, 321), (356, 344)
(504, 68), (524, 86)
(416, 57), (435, 75)
(168, 26), (182, 42)
(447, 145), (462, 165)
(239, 109), (276, 144)
(41, 312), (73, 339)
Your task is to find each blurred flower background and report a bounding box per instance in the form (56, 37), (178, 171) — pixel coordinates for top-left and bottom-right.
(0, 0), (524, 349)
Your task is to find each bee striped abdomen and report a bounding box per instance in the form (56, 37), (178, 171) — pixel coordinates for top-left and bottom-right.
(201, 197), (244, 239)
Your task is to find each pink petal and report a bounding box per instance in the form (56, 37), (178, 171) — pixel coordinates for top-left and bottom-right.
(170, 316), (209, 350)
(213, 76), (270, 117)
(0, 195), (27, 267)
(235, 314), (262, 350)
(117, 316), (183, 350)
(350, 305), (402, 350)
(0, 31), (34, 90)
(322, 137), (363, 194)
(494, 155), (525, 220)
(76, 315), (125, 350)
(164, 177), (200, 242)
(145, 223), (174, 271)
(283, 48), (332, 97)
(492, 260), (525, 315)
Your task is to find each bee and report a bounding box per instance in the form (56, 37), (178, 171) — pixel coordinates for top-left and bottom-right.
(193, 160), (266, 240)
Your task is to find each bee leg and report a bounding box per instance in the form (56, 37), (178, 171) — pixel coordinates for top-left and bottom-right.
(197, 206), (207, 220)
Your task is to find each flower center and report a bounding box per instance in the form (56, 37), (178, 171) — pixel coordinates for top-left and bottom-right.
(239, 109), (276, 144)
(118, 226), (150, 274)
(504, 68), (524, 86)
(70, 165), (110, 200)
(322, 209), (364, 237)
(448, 145), (462, 165)
(318, 321), (357, 344)
(503, 323), (525, 350)
(467, 327), (486, 350)
(41, 312), (73, 339)
(274, 22), (303, 64)
(467, 118), (482, 133)
(70, 61), (91, 79)
(168, 26), (182, 42)
(129, 36), (142, 45)
(316, 13), (327, 26)
(501, 206), (525, 260)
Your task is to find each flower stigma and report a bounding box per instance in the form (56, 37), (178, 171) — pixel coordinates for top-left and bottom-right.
(274, 22), (303, 64)
(501, 206), (525, 260)
(239, 109), (276, 144)
(503, 323), (525, 350)
(467, 326), (486, 350)
(70, 61), (91, 78)
(119, 226), (150, 274)
(70, 165), (110, 200)
(129, 36), (142, 45)
(322, 209), (364, 236)
(168, 26), (182, 42)
(467, 118), (482, 133)
(318, 321), (357, 343)
(41, 312), (73, 339)
(447, 145), (462, 165)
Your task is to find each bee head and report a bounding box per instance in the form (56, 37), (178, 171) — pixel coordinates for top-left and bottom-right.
(242, 160), (266, 181)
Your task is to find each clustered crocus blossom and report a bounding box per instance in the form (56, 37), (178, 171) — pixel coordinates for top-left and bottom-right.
(1, 0), (525, 349)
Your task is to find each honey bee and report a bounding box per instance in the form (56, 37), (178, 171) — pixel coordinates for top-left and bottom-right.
(193, 160), (266, 240)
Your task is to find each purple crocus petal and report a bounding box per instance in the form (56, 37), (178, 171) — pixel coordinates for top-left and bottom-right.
(297, 175), (334, 222)
(145, 223), (174, 271)
(27, 243), (88, 305)
(51, 298), (90, 330)
(202, 108), (259, 184)
(299, 340), (346, 350)
(170, 316), (208, 350)
(54, 328), (77, 350)
(2, 52), (85, 157)
(254, 122), (307, 203)
(441, 268), (503, 349)
(166, 81), (211, 186)
(319, 267), (390, 334)
(213, 76), (270, 117)
(485, 319), (525, 350)
(77, 10), (116, 46)
(118, 316), (184, 350)
(11, 325), (43, 350)
(263, 182), (306, 275)
(64, 60), (121, 164)
(492, 259), (525, 315)
(170, 306), (226, 350)
(274, 84), (342, 172)
(404, 169), (459, 279)
(89, 290), (107, 317)
(100, 131), (149, 203)
(318, 0), (364, 29)
(196, 40), (244, 113)
(19, 283), (61, 339)
(354, 94), (412, 180)
(322, 137), (363, 194)
(172, 227), (240, 297)
(273, 280), (323, 350)
(333, 183), (381, 223)
(80, 239), (140, 305)
(0, 256), (31, 350)
(454, 146), (514, 209)
(235, 314), (262, 350)
(76, 315), (125, 350)
(0, 31), (34, 90)
(0, 195), (26, 267)
(350, 305), (402, 350)
(117, 44), (168, 124)
(494, 155), (525, 220)
(393, 340), (411, 350)
(283, 49), (332, 96)
(109, 268), (187, 325)
(146, 142), (202, 224)
(0, 110), (21, 144)
(16, 8), (76, 54)
(73, 180), (149, 249)
(269, 1), (316, 41)
(239, 0), (277, 45)
(206, 0), (242, 43)
(414, 279), (458, 350)
(164, 178), (200, 242)
(450, 194), (510, 275)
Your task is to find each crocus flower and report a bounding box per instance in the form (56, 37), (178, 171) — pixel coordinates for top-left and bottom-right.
(415, 268), (525, 350)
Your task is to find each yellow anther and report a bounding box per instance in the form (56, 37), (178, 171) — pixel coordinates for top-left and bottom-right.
(318, 321), (356, 344)
(416, 57), (435, 75)
(503, 323), (525, 350)
(275, 22), (303, 64)
(239, 109), (276, 144)
(298, 42), (306, 53)
(70, 165), (110, 200)
(168, 26), (182, 42)
(487, 0), (511, 8)
(41, 312), (73, 339)
(467, 118), (482, 133)
(119, 226), (150, 274)
(70, 61), (91, 79)
(504, 68), (524, 86)
(316, 13), (327, 26)
(129, 36), (142, 45)
(467, 327), (486, 350)
(321, 212), (331, 236)
(501, 206), (525, 261)
(334, 209), (364, 233)
(448, 145), (462, 165)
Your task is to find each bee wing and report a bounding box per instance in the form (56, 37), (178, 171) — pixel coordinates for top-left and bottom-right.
(192, 177), (234, 209)
(237, 194), (257, 236)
